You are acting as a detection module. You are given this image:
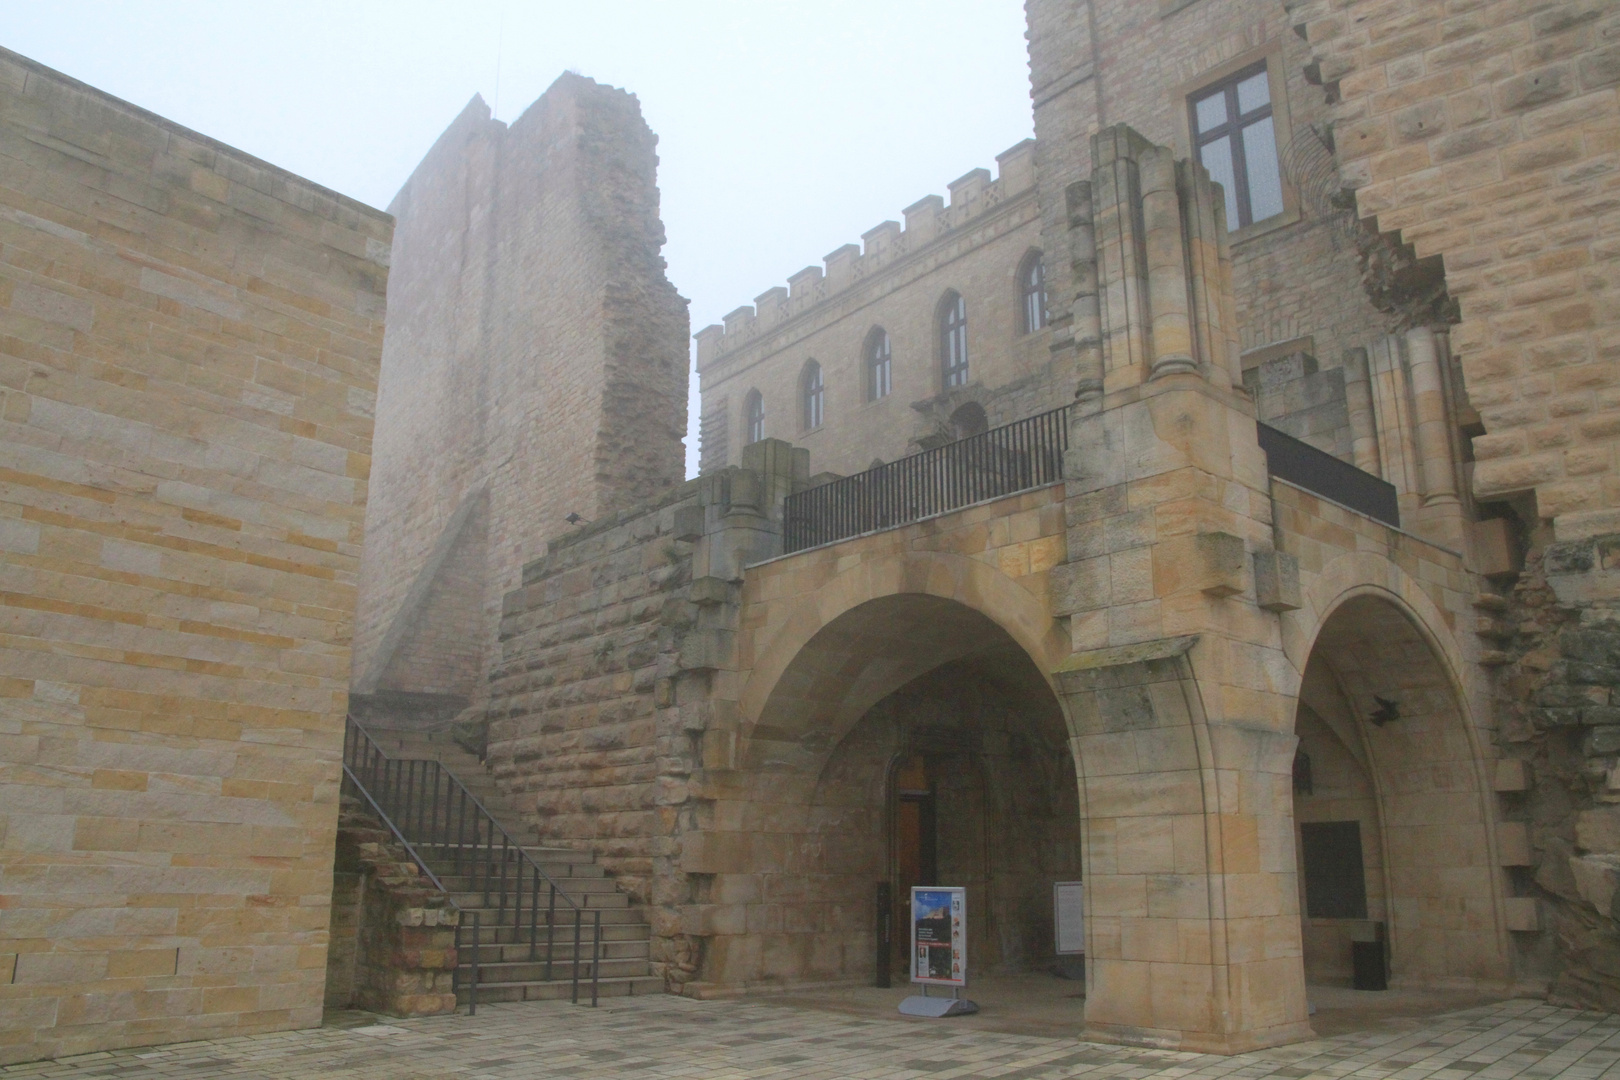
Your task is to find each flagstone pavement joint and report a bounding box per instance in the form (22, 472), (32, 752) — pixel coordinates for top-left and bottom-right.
(4, 996), (1620, 1080)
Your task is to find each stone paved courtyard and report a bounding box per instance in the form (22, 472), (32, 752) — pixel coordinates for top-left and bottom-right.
(4, 996), (1620, 1079)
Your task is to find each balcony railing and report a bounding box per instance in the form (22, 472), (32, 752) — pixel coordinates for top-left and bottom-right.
(1257, 422), (1400, 528)
(783, 405), (1070, 554)
(778, 408), (1396, 556)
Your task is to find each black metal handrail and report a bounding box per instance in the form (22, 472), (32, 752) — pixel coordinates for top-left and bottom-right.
(338, 763), (479, 1013)
(343, 717), (603, 1007)
(1257, 422), (1400, 528)
(783, 404), (1071, 553)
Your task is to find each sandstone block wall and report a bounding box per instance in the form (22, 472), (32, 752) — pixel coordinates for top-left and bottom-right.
(0, 48), (390, 1063)
(1027, 0), (1401, 465)
(352, 75), (688, 715)
(482, 452), (1077, 993)
(1287, 0), (1619, 541)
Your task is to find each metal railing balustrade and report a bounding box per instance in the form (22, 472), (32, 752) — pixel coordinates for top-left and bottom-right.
(342, 716), (603, 1010)
(783, 404), (1071, 553)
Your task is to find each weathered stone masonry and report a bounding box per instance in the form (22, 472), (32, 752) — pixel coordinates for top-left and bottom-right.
(1283, 0), (1620, 1010)
(351, 74), (688, 725)
(0, 48), (390, 1063)
(477, 124), (1527, 1054)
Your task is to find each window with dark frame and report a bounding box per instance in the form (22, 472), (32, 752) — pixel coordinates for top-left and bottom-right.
(745, 389), (764, 444)
(801, 361), (823, 430)
(940, 291), (969, 389)
(866, 329), (892, 401)
(1190, 61), (1285, 231)
(1021, 253), (1048, 334)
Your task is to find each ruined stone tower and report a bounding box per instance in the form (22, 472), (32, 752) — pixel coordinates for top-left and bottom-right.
(350, 74), (689, 722)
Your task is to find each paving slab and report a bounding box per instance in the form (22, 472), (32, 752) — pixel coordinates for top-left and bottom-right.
(3, 995), (1617, 1080)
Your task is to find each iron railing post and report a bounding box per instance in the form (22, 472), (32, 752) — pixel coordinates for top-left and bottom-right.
(571, 908), (583, 1004)
(469, 911), (480, 1016)
(545, 885), (557, 981)
(529, 868), (540, 962)
(591, 910), (601, 1007)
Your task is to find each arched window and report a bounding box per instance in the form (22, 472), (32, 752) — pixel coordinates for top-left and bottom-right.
(744, 389), (764, 444)
(1020, 252), (1048, 334)
(865, 328), (892, 401)
(801, 361), (824, 431)
(940, 291), (968, 389)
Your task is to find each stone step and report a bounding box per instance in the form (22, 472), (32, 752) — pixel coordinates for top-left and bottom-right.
(419, 856), (605, 880)
(451, 902), (647, 927)
(434, 873), (618, 895)
(460, 932), (648, 958)
(450, 890), (629, 911)
(456, 975), (663, 1004)
(456, 916), (648, 941)
(416, 841), (595, 866)
(459, 956), (650, 983)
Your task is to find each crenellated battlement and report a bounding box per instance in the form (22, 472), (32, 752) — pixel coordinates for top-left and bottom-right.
(695, 138), (1036, 368)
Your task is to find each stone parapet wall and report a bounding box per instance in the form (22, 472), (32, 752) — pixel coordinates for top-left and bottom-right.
(0, 48), (390, 1063)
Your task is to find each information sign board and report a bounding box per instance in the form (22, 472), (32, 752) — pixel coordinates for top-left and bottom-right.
(1054, 881), (1085, 955)
(910, 886), (966, 987)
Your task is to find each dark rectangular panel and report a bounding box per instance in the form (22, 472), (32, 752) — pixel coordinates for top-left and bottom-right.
(1257, 422), (1400, 528)
(1300, 820), (1369, 920)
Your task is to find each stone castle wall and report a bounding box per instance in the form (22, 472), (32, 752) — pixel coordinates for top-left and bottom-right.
(1027, 0), (1398, 464)
(351, 75), (688, 714)
(483, 482), (699, 981)
(695, 142), (1052, 478)
(1287, 0), (1619, 541)
(1281, 0), (1620, 1008)
(0, 48), (390, 1063)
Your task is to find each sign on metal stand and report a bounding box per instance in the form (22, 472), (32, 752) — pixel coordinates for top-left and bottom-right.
(898, 886), (978, 1017)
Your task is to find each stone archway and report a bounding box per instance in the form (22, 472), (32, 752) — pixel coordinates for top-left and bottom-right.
(1290, 592), (1508, 988)
(696, 590), (1081, 994)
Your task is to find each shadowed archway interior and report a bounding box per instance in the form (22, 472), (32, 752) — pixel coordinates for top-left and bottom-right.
(1292, 594), (1506, 988)
(707, 594), (1082, 989)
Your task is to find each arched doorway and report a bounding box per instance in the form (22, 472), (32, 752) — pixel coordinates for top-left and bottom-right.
(1291, 593), (1505, 988)
(825, 647), (1082, 979)
(715, 592), (1082, 994)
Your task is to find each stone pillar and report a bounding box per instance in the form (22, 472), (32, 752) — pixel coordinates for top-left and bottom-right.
(1181, 158), (1242, 391)
(1366, 333), (1424, 525)
(1406, 326), (1466, 547)
(1092, 126), (1153, 394)
(1342, 347), (1382, 478)
(1056, 640), (1305, 1054)
(1068, 181), (1105, 407)
(1083, 125), (1239, 396)
(1141, 148), (1195, 380)
(1055, 125), (1311, 1053)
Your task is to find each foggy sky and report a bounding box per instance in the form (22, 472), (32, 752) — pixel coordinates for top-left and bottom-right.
(1, 1), (1035, 476)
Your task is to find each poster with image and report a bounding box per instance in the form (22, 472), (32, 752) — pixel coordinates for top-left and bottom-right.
(910, 886), (966, 987)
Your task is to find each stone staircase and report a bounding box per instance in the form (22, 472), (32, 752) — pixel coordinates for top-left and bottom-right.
(359, 724), (663, 1004)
